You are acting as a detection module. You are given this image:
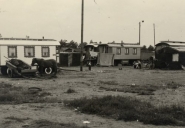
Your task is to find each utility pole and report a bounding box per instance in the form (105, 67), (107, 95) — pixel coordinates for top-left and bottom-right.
(139, 20), (144, 45)
(153, 23), (156, 46)
(80, 0), (84, 71)
(139, 22), (141, 45)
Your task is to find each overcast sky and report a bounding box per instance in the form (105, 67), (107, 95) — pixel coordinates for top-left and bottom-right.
(0, 0), (185, 46)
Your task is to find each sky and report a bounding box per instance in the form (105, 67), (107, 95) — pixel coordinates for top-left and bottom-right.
(0, 0), (185, 46)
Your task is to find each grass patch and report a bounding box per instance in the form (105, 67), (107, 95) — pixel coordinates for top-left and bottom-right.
(99, 80), (119, 85)
(64, 96), (185, 126)
(74, 82), (91, 86)
(0, 82), (57, 104)
(99, 81), (183, 95)
(5, 116), (29, 123)
(99, 84), (157, 95)
(27, 119), (87, 128)
(165, 81), (182, 89)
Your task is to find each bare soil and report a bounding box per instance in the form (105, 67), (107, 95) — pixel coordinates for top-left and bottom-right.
(0, 66), (185, 128)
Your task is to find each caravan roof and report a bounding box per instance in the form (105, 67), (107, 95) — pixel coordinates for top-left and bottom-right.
(0, 38), (59, 46)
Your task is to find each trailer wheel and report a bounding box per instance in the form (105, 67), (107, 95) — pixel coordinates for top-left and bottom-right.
(7, 68), (14, 78)
(1, 66), (8, 75)
(45, 67), (52, 74)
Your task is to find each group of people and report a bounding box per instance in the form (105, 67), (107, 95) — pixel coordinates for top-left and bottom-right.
(133, 57), (155, 69)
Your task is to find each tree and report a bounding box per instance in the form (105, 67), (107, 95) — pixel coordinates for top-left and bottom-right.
(57, 39), (68, 53)
(148, 45), (155, 51)
(90, 40), (93, 44)
(141, 45), (147, 51)
(69, 40), (78, 49)
(59, 39), (67, 47)
(78, 42), (87, 48)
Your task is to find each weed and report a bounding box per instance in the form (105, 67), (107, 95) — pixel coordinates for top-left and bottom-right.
(66, 88), (76, 93)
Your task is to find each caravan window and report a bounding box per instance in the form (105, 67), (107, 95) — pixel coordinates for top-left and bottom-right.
(133, 48), (137, 55)
(8, 46), (17, 58)
(42, 46), (50, 57)
(125, 48), (129, 55)
(24, 46), (35, 57)
(105, 47), (109, 53)
(116, 48), (121, 55)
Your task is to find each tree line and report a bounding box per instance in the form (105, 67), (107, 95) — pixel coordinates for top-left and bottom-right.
(141, 45), (155, 51)
(59, 39), (98, 49)
(59, 39), (155, 51)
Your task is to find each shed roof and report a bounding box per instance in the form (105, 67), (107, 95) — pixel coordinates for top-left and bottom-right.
(156, 41), (185, 47)
(98, 43), (121, 47)
(124, 45), (142, 48)
(0, 38), (59, 46)
(172, 47), (185, 52)
(85, 44), (98, 48)
(98, 43), (142, 48)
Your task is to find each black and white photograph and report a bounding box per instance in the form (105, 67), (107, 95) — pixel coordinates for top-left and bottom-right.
(0, 0), (185, 128)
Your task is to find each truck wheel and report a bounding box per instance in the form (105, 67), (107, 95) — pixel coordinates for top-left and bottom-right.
(45, 67), (52, 74)
(7, 68), (14, 78)
(1, 66), (8, 75)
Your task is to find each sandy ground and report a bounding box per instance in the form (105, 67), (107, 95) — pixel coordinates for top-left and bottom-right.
(0, 66), (185, 128)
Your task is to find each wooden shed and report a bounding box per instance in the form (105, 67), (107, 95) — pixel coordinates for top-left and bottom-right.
(59, 52), (81, 66)
(155, 41), (185, 66)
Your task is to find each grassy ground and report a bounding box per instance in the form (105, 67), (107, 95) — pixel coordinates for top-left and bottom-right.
(0, 66), (185, 128)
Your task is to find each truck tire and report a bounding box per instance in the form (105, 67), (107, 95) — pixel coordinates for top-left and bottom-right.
(7, 68), (14, 78)
(45, 67), (52, 74)
(1, 66), (8, 75)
